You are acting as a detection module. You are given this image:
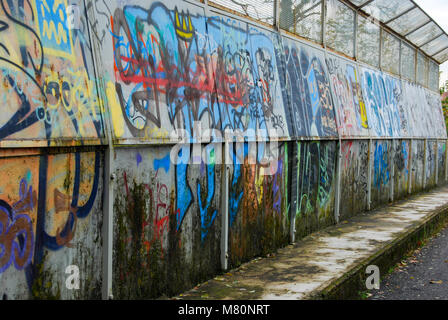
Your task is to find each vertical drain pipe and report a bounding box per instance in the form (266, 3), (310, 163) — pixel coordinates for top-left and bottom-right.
(83, 0), (114, 299)
(221, 140), (229, 271)
(423, 139), (428, 189)
(445, 138), (448, 182)
(202, 0), (229, 271)
(390, 139), (395, 202)
(367, 138), (373, 211)
(408, 139), (413, 194)
(321, 0), (342, 224)
(435, 140), (439, 186)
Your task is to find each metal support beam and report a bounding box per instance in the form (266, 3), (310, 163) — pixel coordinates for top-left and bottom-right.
(399, 38), (402, 77)
(274, 0), (280, 30)
(334, 139), (342, 223)
(435, 140), (439, 186)
(445, 139), (448, 182)
(322, 0), (327, 47)
(423, 139), (428, 189)
(408, 140), (413, 194)
(354, 8), (358, 60)
(390, 140), (395, 202)
(379, 27), (383, 70)
(289, 141), (297, 244)
(431, 45), (448, 59)
(82, 0), (114, 300)
(220, 141), (229, 271)
(358, 0), (375, 9)
(414, 46), (418, 82)
(102, 146), (114, 300)
(367, 139), (373, 210)
(418, 33), (444, 50)
(383, 5), (416, 25)
(404, 20), (431, 37)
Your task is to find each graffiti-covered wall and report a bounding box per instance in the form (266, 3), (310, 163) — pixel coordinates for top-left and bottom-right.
(340, 140), (369, 219)
(0, 0), (104, 146)
(111, 145), (222, 298)
(1, 0), (448, 300)
(0, 148), (104, 299)
(0, 0), (104, 300)
(393, 140), (411, 201)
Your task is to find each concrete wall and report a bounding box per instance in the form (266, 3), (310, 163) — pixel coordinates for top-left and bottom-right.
(0, 0), (447, 299)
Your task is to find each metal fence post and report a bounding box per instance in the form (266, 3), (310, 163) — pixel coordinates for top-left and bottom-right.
(423, 139), (428, 189)
(435, 140), (439, 186)
(274, 0), (280, 29)
(289, 141), (297, 243)
(367, 138), (373, 210)
(445, 139), (448, 182)
(334, 139), (342, 223)
(408, 139), (413, 194)
(390, 139), (395, 202)
(82, 0), (114, 299)
(221, 140), (229, 271)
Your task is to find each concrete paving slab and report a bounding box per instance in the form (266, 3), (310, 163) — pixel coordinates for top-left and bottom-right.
(171, 186), (448, 300)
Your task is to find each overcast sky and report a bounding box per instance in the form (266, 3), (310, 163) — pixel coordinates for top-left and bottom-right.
(414, 0), (448, 88)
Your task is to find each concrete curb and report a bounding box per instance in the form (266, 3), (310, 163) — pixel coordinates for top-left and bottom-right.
(316, 198), (448, 300)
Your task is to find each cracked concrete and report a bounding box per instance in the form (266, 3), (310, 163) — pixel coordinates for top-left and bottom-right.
(170, 186), (448, 300)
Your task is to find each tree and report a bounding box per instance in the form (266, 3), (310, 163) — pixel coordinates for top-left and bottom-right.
(439, 77), (448, 135)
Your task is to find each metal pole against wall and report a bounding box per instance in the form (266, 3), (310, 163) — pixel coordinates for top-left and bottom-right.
(289, 141), (297, 244)
(274, 0), (280, 30)
(390, 139), (395, 202)
(202, 0), (230, 271)
(321, 29), (341, 223)
(423, 139), (428, 189)
(354, 8), (358, 60)
(334, 140), (342, 223)
(435, 140), (439, 186)
(221, 140), (229, 271)
(367, 138), (373, 210)
(82, 0), (114, 299)
(445, 139), (448, 182)
(408, 139), (413, 194)
(379, 28), (383, 71)
(322, 0), (326, 47)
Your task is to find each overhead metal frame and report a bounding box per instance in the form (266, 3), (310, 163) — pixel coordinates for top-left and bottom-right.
(345, 0), (448, 64)
(206, 0), (445, 90)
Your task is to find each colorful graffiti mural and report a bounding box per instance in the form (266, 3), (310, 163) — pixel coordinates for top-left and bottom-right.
(340, 140), (369, 219)
(111, 145), (222, 299)
(393, 140), (410, 200)
(0, 0), (104, 144)
(1, 0), (448, 300)
(0, 150), (103, 299)
(228, 142), (289, 267)
(360, 67), (404, 138)
(326, 55), (369, 137)
(293, 141), (337, 237)
(102, 0), (290, 143)
(278, 38), (338, 138)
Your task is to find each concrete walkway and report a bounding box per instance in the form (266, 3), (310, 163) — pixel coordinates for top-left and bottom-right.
(172, 186), (448, 300)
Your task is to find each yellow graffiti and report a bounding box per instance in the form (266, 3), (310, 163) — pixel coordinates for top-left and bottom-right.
(256, 169), (264, 205)
(106, 81), (125, 138)
(143, 126), (170, 143)
(174, 9), (194, 41)
(353, 70), (369, 129)
(33, 0), (76, 62)
(359, 100), (368, 129)
(42, 20), (68, 45)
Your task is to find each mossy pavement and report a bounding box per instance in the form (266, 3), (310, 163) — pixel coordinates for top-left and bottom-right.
(168, 186), (448, 300)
